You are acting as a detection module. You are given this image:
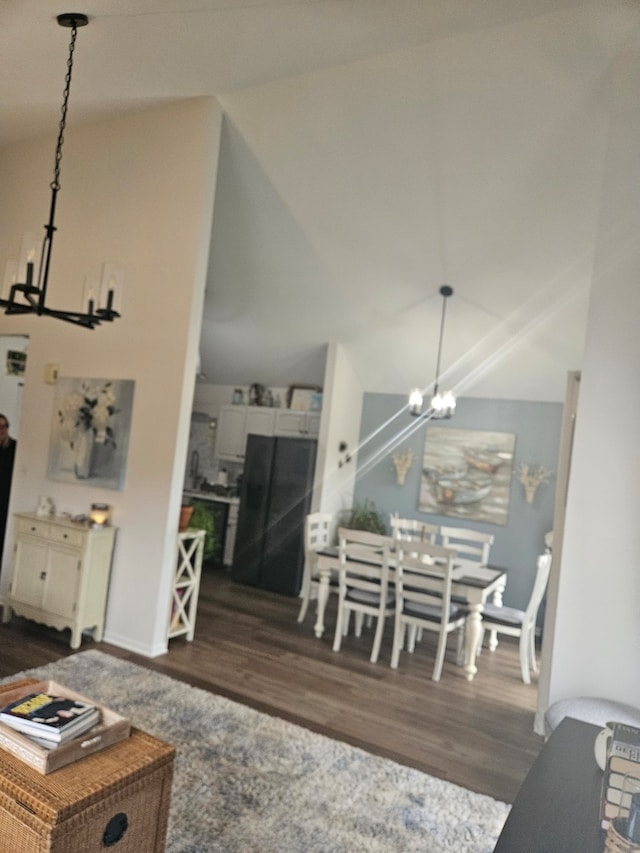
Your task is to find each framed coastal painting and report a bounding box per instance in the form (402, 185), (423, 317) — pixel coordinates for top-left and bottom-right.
(418, 426), (516, 525)
(47, 377), (135, 490)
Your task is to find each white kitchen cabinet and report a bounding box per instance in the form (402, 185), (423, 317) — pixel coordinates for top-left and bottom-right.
(3, 513), (117, 649)
(215, 406), (246, 460)
(275, 409), (321, 438)
(246, 407), (276, 436)
(215, 405), (275, 461)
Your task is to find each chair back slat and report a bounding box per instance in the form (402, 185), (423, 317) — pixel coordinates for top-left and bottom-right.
(304, 512), (332, 559)
(439, 525), (494, 565)
(395, 540), (457, 611)
(338, 527), (391, 594)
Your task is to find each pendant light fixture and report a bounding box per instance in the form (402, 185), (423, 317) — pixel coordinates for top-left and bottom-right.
(0, 13), (121, 330)
(409, 285), (456, 419)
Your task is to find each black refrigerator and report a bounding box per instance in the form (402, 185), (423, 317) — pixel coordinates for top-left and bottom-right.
(231, 434), (317, 596)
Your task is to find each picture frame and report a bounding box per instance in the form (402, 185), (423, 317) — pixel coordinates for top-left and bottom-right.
(47, 377), (135, 490)
(287, 384), (322, 410)
(6, 350), (26, 376)
(419, 426), (516, 525)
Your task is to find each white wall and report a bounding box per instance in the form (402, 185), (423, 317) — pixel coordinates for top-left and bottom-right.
(541, 54), (640, 711)
(314, 342), (363, 532)
(0, 98), (223, 656)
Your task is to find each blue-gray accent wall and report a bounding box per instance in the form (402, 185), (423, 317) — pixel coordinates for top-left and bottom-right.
(353, 394), (562, 612)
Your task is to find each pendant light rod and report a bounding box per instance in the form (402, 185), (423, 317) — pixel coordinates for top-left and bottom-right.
(0, 13), (121, 330)
(432, 284), (453, 395)
(409, 284), (456, 419)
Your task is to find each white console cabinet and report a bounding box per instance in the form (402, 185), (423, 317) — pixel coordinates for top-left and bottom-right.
(3, 513), (117, 649)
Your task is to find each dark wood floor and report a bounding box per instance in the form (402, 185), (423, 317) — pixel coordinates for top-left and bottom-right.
(0, 567), (544, 803)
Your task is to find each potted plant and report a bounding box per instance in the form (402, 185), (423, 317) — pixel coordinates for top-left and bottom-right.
(339, 499), (386, 535)
(190, 500), (219, 564)
(179, 499), (195, 531)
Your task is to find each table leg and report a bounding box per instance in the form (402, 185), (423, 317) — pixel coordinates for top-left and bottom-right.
(488, 581), (506, 652)
(464, 604), (483, 681)
(313, 567), (330, 638)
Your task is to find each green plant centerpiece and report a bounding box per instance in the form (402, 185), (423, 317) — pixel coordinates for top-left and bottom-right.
(339, 499), (386, 535)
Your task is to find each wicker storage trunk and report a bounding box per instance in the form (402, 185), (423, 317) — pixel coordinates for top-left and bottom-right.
(0, 727), (175, 853)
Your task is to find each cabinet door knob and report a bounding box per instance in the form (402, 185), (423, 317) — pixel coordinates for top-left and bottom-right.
(40, 571), (47, 581)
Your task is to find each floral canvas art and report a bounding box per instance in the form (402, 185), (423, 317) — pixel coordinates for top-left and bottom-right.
(47, 378), (135, 490)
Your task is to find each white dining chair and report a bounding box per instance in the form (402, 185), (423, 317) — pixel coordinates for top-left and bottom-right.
(332, 527), (394, 664)
(439, 525), (496, 645)
(389, 515), (440, 645)
(297, 512), (334, 624)
(439, 525), (494, 565)
(480, 553), (552, 684)
(390, 539), (466, 681)
(389, 514), (439, 545)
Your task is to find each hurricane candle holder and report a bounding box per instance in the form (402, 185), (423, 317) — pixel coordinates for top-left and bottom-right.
(89, 503), (111, 527)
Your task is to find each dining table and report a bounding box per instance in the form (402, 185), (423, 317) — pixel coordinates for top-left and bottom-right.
(313, 545), (507, 682)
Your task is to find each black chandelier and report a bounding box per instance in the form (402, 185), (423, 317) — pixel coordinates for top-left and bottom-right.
(0, 13), (120, 330)
(409, 285), (456, 419)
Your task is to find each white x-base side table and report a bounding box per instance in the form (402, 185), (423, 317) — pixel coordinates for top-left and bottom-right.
(168, 528), (205, 641)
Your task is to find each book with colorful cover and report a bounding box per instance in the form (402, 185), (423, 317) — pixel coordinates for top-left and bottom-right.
(600, 723), (640, 829)
(0, 691), (100, 743)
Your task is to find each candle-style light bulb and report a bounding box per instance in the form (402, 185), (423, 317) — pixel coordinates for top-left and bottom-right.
(2, 261), (17, 300)
(107, 277), (116, 311)
(25, 250), (36, 287)
(408, 388), (423, 416)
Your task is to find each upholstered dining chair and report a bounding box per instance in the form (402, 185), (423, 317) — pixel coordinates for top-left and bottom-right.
(297, 512), (334, 624)
(332, 527), (394, 664)
(480, 553), (552, 684)
(388, 516), (441, 648)
(390, 539), (466, 681)
(439, 525), (496, 644)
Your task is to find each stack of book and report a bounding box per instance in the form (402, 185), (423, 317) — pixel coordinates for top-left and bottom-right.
(0, 678), (131, 774)
(0, 691), (100, 750)
(600, 722), (640, 830)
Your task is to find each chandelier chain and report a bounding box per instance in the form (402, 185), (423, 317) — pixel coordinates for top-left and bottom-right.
(51, 20), (79, 192)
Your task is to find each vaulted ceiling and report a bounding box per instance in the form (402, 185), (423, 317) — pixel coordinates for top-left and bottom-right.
(3, 0), (639, 401)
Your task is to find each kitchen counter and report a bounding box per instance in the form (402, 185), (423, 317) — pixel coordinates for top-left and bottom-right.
(183, 489), (239, 505)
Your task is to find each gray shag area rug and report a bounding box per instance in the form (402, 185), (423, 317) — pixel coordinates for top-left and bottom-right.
(2, 650), (509, 852)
